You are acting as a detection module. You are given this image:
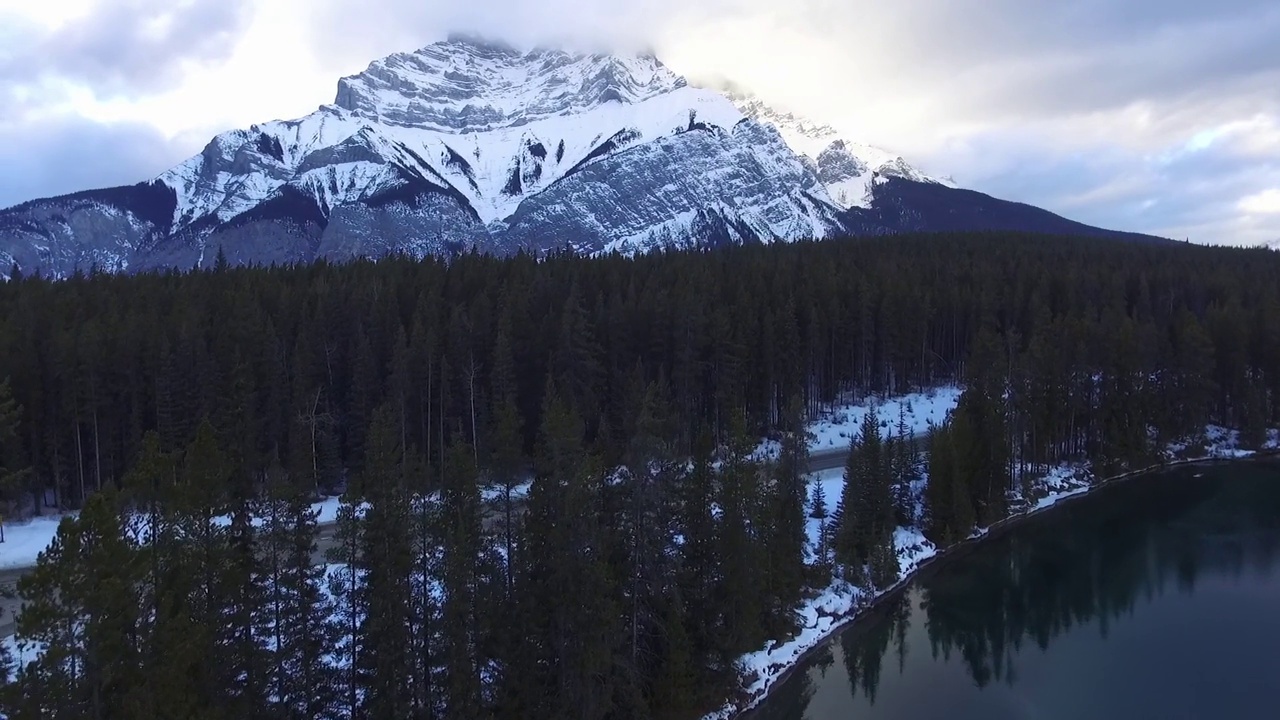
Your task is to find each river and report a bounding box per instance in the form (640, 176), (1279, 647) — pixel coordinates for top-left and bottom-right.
(748, 460), (1280, 720)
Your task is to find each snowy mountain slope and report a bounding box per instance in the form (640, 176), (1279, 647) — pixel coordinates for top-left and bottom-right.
(334, 34), (686, 132)
(499, 120), (841, 255)
(1, 36), (855, 277)
(0, 36), (1167, 279)
(716, 84), (953, 209)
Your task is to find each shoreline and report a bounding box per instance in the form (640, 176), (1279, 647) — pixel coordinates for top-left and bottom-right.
(721, 448), (1280, 719)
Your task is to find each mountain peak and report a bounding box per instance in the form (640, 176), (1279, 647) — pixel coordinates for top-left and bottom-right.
(334, 37), (686, 132)
(699, 83), (950, 208)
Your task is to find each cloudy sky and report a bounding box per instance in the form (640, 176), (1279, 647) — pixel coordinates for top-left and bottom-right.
(1, 0), (1278, 246)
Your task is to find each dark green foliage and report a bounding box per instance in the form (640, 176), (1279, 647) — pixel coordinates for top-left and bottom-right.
(834, 408), (897, 584)
(356, 404), (415, 718)
(440, 438), (485, 718)
(0, 378), (29, 542)
(716, 415), (766, 657)
(9, 490), (142, 718)
(514, 381), (618, 719)
(0, 234), (1276, 515)
(0, 232), (1277, 720)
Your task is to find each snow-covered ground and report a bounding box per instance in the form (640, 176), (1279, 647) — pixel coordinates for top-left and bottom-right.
(0, 496), (352, 572)
(755, 385), (962, 462)
(807, 385), (961, 453)
(0, 481), (535, 575)
(1, 514), (76, 571)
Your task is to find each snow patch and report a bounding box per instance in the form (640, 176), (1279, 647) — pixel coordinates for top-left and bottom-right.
(0, 514), (76, 570)
(797, 385), (963, 457)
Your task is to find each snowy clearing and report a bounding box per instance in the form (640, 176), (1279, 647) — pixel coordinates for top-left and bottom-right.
(0, 482), (536, 574)
(807, 385), (962, 452)
(0, 496), (353, 572)
(1, 515), (76, 571)
(755, 385), (962, 462)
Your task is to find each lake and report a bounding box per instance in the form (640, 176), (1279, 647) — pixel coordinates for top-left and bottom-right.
(748, 460), (1280, 720)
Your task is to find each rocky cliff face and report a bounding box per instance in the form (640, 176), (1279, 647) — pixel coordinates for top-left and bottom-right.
(0, 36), (1164, 279)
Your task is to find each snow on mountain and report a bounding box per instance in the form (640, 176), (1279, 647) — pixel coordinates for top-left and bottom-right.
(143, 35), (835, 264)
(0, 35), (1164, 279)
(715, 84), (952, 209)
(335, 33), (687, 132)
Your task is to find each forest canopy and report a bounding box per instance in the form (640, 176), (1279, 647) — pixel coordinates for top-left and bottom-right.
(0, 232), (1276, 514)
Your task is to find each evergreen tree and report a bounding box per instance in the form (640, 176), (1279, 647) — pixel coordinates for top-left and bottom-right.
(440, 438), (485, 718)
(810, 477), (831, 572)
(672, 431), (721, 679)
(357, 404), (414, 718)
(406, 454), (442, 720)
(648, 595), (698, 717)
(218, 485), (269, 718)
(834, 407), (895, 580)
(0, 379), (30, 543)
(8, 489), (142, 718)
(716, 413), (765, 656)
(766, 394), (809, 626)
(487, 298), (524, 597)
(891, 405), (917, 525)
(326, 493), (366, 720)
(518, 379), (617, 719)
(260, 456), (339, 720)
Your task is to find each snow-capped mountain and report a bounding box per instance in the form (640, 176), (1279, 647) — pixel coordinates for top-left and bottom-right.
(716, 84), (952, 209)
(0, 35), (1165, 279)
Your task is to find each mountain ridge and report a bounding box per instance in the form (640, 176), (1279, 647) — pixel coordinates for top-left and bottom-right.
(0, 36), (1167, 279)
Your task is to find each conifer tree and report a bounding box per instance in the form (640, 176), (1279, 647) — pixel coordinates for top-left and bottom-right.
(487, 298), (524, 595)
(440, 438), (485, 718)
(892, 405), (916, 525)
(9, 489), (142, 718)
(810, 478), (832, 572)
(357, 404), (414, 718)
(155, 420), (234, 715)
(406, 452), (442, 719)
(326, 493), (366, 720)
(767, 394), (809, 623)
(673, 431), (721, 672)
(0, 612), (12, 712)
(615, 374), (678, 701)
(648, 595), (698, 717)
(716, 413), (764, 656)
(0, 379), (30, 543)
(218, 482), (269, 718)
(261, 455), (338, 720)
(519, 379), (616, 719)
(834, 407), (895, 580)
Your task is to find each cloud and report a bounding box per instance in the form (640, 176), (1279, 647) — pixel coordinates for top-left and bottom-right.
(0, 0), (254, 99)
(1240, 189), (1280, 215)
(0, 115), (183, 210)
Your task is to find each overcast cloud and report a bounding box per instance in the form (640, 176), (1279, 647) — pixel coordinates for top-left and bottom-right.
(0, 0), (1276, 245)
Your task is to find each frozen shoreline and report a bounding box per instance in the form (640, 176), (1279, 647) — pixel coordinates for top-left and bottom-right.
(703, 431), (1280, 720)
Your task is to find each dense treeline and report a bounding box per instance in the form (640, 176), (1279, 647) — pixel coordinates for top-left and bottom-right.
(1, 233), (1279, 718)
(1, 234), (1277, 515)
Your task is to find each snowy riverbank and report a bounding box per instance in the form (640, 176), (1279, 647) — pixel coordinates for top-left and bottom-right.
(701, 425), (1280, 720)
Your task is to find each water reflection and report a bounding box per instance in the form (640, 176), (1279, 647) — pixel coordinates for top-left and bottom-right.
(749, 462), (1280, 720)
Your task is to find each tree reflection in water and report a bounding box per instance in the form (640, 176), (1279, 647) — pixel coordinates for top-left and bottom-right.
(747, 462), (1280, 719)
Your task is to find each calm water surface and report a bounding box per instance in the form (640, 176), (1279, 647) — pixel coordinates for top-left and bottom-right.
(749, 461), (1280, 720)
